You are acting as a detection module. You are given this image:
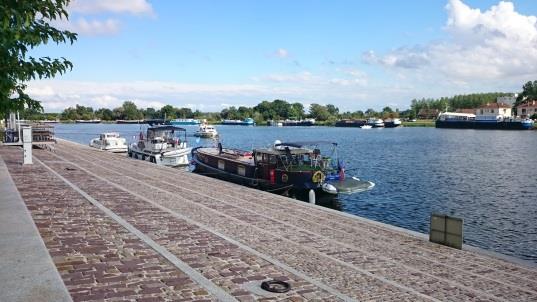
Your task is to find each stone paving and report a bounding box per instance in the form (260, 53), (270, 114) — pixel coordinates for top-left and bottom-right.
(2, 140), (537, 302)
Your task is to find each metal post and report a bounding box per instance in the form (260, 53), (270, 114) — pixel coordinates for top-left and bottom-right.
(22, 126), (32, 165)
(308, 189), (316, 204)
(17, 111), (21, 143)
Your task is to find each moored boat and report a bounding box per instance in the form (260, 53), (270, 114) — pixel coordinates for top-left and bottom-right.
(75, 119), (101, 124)
(194, 123), (218, 138)
(128, 125), (191, 167)
(221, 118), (255, 126)
(282, 118), (316, 126)
(366, 118), (384, 128)
(335, 119), (367, 127)
(191, 140), (373, 199)
(89, 132), (128, 153)
(384, 118), (402, 128)
(116, 119), (143, 124)
(169, 118), (201, 125)
(435, 112), (534, 130)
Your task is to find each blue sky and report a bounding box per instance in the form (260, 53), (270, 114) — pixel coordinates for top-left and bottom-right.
(29, 0), (537, 112)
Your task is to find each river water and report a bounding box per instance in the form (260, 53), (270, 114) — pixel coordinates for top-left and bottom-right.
(54, 123), (537, 263)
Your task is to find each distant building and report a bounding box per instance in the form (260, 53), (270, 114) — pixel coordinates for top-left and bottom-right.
(456, 108), (476, 114)
(417, 109), (439, 119)
(476, 102), (512, 118)
(517, 100), (537, 119)
(496, 94), (517, 105)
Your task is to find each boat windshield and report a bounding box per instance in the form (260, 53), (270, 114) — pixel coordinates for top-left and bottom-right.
(146, 126), (186, 142)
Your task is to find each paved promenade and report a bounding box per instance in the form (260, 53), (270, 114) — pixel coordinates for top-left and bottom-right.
(1, 140), (537, 301)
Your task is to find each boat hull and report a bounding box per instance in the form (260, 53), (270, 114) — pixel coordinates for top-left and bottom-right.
(335, 120), (366, 127)
(191, 147), (326, 195)
(128, 146), (191, 167)
(89, 144), (128, 153)
(435, 120), (534, 130)
(384, 122), (402, 128)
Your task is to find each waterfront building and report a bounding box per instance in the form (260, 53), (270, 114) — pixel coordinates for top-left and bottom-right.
(475, 102), (512, 119)
(517, 100), (537, 119)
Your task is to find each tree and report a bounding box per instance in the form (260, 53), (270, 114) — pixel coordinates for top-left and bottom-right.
(309, 104), (331, 121)
(365, 108), (377, 117)
(95, 108), (114, 121)
(516, 80), (537, 107)
(115, 101), (142, 120)
(326, 104), (339, 116)
(160, 105), (176, 119)
(290, 102), (304, 119)
(1, 0), (77, 116)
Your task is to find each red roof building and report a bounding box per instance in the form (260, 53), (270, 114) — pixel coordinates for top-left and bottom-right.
(517, 100), (537, 119)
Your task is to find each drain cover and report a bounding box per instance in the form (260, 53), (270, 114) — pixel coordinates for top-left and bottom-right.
(260, 280), (291, 293)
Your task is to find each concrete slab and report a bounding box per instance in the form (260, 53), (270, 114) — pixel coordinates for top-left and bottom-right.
(0, 153), (72, 302)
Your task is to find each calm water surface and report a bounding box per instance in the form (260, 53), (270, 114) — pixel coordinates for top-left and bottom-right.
(55, 124), (537, 263)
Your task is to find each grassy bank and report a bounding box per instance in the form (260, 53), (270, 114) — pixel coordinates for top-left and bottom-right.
(402, 120), (435, 127)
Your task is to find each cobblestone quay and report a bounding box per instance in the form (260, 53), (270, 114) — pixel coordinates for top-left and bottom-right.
(1, 140), (537, 301)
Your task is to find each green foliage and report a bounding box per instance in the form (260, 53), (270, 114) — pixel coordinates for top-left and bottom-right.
(409, 93), (511, 115)
(119, 101), (143, 120)
(516, 81), (537, 106)
(95, 108), (114, 121)
(309, 103), (332, 121)
(60, 104), (94, 120)
(0, 0), (77, 116)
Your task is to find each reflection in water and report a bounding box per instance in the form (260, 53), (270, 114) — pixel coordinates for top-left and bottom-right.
(55, 124), (537, 263)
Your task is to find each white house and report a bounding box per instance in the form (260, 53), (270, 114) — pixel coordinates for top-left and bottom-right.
(476, 102), (512, 117)
(517, 100), (537, 119)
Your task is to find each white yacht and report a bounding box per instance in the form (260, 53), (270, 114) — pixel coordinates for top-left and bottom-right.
(367, 118), (385, 128)
(128, 125), (191, 167)
(89, 132), (128, 153)
(194, 123), (218, 138)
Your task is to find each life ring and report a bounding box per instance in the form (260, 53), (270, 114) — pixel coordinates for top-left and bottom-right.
(312, 171), (325, 183)
(261, 280), (291, 293)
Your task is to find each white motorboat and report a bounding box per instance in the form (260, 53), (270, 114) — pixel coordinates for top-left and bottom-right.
(367, 118), (385, 128)
(89, 132), (128, 152)
(360, 125), (373, 129)
(128, 125), (191, 167)
(194, 123), (218, 138)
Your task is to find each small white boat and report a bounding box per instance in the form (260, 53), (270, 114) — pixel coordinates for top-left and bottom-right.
(89, 132), (128, 152)
(360, 125), (373, 129)
(194, 124), (218, 138)
(128, 126), (191, 167)
(367, 118), (385, 128)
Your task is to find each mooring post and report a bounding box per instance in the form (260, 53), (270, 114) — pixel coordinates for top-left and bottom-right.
(22, 126), (32, 165)
(308, 189), (316, 204)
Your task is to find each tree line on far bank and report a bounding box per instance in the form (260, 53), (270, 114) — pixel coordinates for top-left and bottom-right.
(17, 80), (537, 123)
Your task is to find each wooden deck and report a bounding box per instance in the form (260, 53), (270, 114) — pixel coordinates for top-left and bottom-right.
(1, 139), (536, 301)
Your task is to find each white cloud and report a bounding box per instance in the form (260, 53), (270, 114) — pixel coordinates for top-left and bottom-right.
(52, 0), (154, 36)
(59, 17), (121, 36)
(69, 0), (154, 15)
(363, 0), (537, 88)
(27, 80), (268, 112)
(274, 48), (289, 58)
(259, 72), (316, 83)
